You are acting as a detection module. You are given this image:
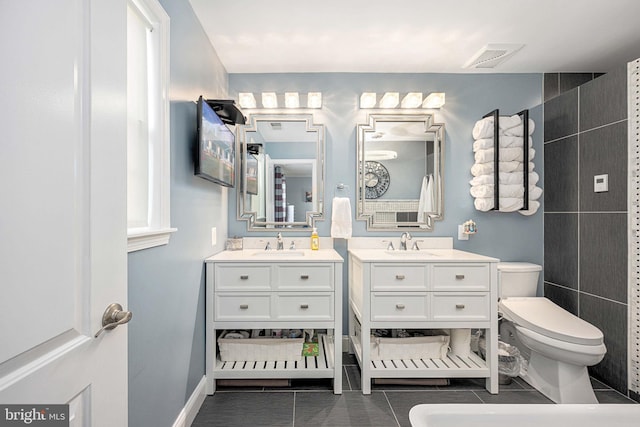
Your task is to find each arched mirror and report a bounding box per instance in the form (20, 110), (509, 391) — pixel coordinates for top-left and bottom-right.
(237, 114), (325, 231)
(357, 113), (445, 230)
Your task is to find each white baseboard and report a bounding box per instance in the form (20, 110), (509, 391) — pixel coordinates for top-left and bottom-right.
(172, 376), (207, 427)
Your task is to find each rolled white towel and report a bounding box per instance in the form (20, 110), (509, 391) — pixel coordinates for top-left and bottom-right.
(473, 136), (532, 152)
(470, 184), (540, 199)
(474, 147), (535, 164)
(473, 197), (524, 212)
(472, 115), (535, 139)
(519, 200), (540, 216)
(503, 120), (536, 137)
(471, 161), (534, 177)
(469, 171), (539, 187)
(529, 185), (543, 201)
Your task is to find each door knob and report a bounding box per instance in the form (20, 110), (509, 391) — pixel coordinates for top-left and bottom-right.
(94, 303), (133, 338)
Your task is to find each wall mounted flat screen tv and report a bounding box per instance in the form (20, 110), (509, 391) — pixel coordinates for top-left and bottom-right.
(195, 96), (235, 187)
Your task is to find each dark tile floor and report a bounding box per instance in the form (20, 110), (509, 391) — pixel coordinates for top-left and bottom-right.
(192, 353), (637, 427)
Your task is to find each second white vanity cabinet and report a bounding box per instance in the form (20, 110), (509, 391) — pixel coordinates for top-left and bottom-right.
(348, 238), (499, 394)
(205, 249), (343, 395)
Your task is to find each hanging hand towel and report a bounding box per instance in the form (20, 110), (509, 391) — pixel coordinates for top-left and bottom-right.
(331, 197), (352, 239)
(417, 175), (434, 223)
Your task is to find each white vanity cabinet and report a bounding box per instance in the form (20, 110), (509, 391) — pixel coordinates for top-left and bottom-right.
(348, 243), (499, 395)
(205, 249), (343, 394)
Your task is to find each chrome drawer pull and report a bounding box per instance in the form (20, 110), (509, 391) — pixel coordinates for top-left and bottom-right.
(395, 275), (405, 280)
(455, 304), (465, 309)
(455, 274), (465, 280)
(396, 304), (405, 309)
(239, 304), (249, 309)
(240, 275), (249, 280)
(300, 275), (309, 280)
(300, 304), (309, 309)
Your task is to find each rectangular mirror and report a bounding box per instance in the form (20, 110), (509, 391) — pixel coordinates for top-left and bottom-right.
(237, 114), (325, 231)
(357, 113), (445, 230)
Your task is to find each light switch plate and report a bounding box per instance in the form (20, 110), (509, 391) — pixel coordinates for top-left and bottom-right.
(594, 174), (608, 193)
(458, 225), (469, 240)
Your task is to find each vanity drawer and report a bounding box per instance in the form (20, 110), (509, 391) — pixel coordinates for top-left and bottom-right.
(215, 265), (272, 291)
(275, 293), (334, 320)
(431, 264), (489, 291)
(431, 293), (489, 321)
(371, 293), (429, 321)
(370, 264), (428, 291)
(276, 264), (334, 291)
(214, 293), (271, 320)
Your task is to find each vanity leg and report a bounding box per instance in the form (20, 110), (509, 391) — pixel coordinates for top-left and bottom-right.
(485, 327), (499, 394)
(361, 326), (372, 395)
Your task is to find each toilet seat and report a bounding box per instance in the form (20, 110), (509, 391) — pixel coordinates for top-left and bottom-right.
(499, 297), (603, 346)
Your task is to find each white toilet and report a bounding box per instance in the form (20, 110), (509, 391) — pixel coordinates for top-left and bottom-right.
(497, 262), (607, 404)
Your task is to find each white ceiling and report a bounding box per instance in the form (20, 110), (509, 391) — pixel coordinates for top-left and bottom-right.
(189, 0), (640, 74)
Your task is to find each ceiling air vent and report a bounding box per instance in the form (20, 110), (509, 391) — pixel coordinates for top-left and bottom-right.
(463, 44), (524, 69)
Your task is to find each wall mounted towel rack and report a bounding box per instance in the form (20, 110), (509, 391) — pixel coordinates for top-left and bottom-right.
(481, 108), (529, 211)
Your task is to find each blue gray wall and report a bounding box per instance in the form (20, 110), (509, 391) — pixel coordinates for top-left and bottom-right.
(227, 73), (544, 330)
(127, 1), (229, 426)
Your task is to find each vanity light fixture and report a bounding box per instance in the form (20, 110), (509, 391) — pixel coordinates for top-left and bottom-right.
(401, 92), (423, 108)
(261, 92), (278, 108)
(237, 92), (323, 109)
(423, 92), (446, 109)
(238, 92), (257, 109)
(285, 92), (300, 108)
(379, 92), (399, 108)
(307, 92), (322, 109)
(360, 92), (377, 108)
(358, 91), (446, 109)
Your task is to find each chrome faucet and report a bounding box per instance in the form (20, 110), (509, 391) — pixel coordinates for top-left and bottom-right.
(400, 232), (412, 250)
(276, 232), (284, 250)
(289, 240), (296, 250)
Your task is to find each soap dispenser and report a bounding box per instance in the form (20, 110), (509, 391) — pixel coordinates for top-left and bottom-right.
(310, 227), (319, 250)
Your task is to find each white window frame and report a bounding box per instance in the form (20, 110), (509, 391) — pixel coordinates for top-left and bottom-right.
(127, 0), (175, 252)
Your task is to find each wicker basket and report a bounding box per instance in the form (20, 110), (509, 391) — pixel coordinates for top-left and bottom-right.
(218, 336), (304, 362)
(370, 335), (450, 360)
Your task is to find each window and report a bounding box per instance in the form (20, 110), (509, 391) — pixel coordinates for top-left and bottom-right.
(127, 0), (175, 252)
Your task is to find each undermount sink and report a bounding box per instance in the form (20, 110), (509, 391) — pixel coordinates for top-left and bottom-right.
(384, 250), (438, 257)
(252, 250), (305, 257)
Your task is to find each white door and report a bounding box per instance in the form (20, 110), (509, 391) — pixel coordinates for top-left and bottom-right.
(0, 0), (128, 425)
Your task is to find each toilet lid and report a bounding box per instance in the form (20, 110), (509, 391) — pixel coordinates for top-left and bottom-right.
(499, 297), (603, 346)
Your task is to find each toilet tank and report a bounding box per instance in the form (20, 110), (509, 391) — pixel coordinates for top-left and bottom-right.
(498, 262), (542, 298)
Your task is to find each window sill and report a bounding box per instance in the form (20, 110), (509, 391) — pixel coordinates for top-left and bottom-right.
(128, 227), (177, 253)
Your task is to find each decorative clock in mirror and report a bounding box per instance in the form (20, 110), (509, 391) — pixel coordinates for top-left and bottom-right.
(364, 161), (390, 199)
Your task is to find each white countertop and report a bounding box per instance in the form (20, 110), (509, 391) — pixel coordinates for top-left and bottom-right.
(205, 248), (344, 263)
(348, 248), (499, 263)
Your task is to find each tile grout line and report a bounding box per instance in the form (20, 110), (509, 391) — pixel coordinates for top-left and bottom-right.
(292, 391), (296, 427)
(472, 390), (486, 403)
(382, 391), (402, 427)
(577, 86), (581, 316)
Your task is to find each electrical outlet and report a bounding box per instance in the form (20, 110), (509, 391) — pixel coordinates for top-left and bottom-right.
(211, 227), (217, 246)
